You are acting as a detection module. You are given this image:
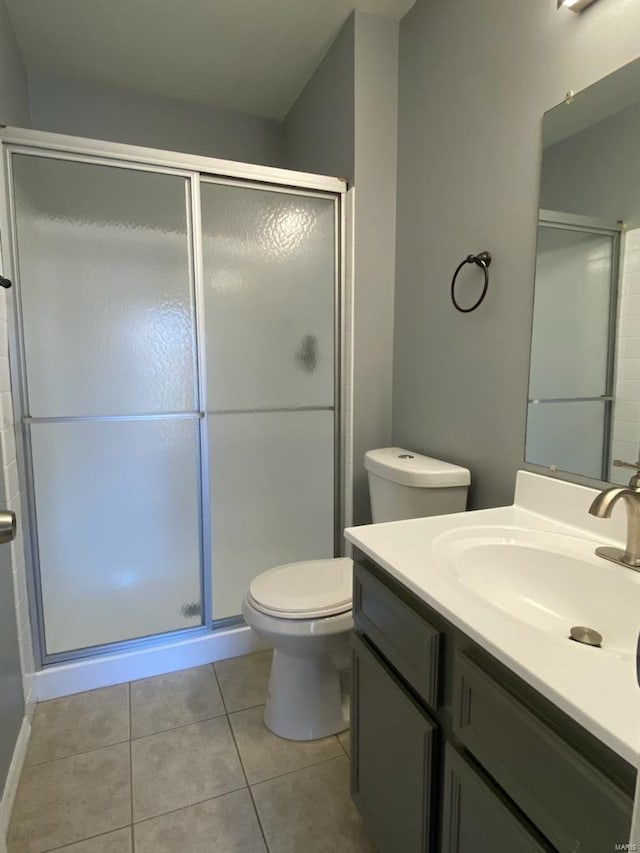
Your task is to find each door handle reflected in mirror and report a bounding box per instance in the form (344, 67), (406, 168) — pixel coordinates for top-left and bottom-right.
(0, 509), (16, 544)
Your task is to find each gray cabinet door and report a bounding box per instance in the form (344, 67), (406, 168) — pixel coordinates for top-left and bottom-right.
(351, 632), (436, 853)
(441, 746), (551, 853)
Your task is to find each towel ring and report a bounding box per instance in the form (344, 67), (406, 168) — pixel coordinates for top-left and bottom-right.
(451, 251), (491, 313)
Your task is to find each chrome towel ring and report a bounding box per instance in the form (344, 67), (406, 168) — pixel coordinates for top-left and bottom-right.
(450, 251), (491, 313)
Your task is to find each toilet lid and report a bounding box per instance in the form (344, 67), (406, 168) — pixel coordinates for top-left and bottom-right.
(248, 558), (353, 619)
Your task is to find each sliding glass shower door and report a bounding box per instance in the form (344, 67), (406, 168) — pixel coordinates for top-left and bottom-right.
(11, 154), (203, 655)
(200, 181), (337, 619)
(4, 140), (342, 662)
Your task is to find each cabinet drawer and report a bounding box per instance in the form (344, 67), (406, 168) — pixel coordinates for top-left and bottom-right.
(453, 652), (632, 853)
(354, 563), (441, 709)
(441, 745), (551, 853)
(352, 632), (437, 853)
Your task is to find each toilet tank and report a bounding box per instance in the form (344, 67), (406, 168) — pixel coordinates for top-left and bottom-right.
(365, 447), (470, 523)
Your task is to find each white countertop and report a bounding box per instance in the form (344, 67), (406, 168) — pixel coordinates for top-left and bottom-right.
(345, 471), (640, 766)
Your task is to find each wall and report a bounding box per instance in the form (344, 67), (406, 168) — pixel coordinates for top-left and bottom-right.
(283, 14), (355, 182)
(541, 99), (640, 227)
(392, 0), (640, 510)
(0, 0), (28, 126)
(351, 12), (399, 523)
(0, 0), (31, 829)
(28, 74), (284, 167)
(284, 11), (399, 524)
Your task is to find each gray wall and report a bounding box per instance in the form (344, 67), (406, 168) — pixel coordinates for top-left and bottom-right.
(29, 74), (284, 167)
(283, 14), (355, 182)
(351, 11), (398, 524)
(541, 99), (640, 228)
(0, 0), (29, 126)
(0, 0), (26, 799)
(392, 0), (640, 510)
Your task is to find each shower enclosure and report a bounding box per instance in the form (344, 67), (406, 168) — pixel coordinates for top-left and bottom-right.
(0, 129), (346, 665)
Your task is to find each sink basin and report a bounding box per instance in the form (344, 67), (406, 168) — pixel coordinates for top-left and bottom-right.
(431, 526), (640, 658)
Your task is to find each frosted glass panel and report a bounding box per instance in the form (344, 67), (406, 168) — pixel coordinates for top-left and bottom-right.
(31, 418), (202, 654)
(201, 182), (335, 409)
(12, 155), (198, 417)
(526, 401), (605, 480)
(529, 227), (613, 399)
(210, 411), (334, 619)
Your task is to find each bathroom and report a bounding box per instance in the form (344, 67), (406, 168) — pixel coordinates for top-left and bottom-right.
(1, 0), (640, 850)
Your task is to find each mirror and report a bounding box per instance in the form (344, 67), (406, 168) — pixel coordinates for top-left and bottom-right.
(526, 56), (640, 486)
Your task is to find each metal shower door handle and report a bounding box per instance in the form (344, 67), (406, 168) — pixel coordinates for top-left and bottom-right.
(0, 509), (16, 544)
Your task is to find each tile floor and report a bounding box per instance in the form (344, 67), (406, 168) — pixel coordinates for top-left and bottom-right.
(7, 651), (374, 853)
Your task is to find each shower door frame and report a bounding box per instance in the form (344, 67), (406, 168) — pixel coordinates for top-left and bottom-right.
(0, 127), (348, 667)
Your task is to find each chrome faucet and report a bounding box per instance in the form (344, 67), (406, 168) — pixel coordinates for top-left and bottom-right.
(589, 459), (640, 571)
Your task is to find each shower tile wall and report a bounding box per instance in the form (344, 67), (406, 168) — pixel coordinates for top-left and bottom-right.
(0, 282), (34, 714)
(611, 227), (640, 483)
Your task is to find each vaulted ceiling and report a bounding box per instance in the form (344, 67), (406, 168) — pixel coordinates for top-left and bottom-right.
(6, 0), (415, 119)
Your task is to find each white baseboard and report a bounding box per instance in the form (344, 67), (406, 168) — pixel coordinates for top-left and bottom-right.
(34, 624), (269, 701)
(0, 716), (31, 851)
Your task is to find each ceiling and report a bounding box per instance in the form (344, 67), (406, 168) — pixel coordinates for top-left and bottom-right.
(6, 0), (415, 120)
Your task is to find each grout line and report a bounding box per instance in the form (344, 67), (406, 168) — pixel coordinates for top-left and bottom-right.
(247, 778), (271, 853)
(35, 824), (132, 853)
(210, 663), (270, 847)
(130, 710), (228, 743)
(249, 753), (349, 791)
(132, 784), (249, 828)
(247, 746), (348, 788)
(211, 662), (229, 715)
(337, 733), (349, 757)
(23, 737), (131, 770)
(225, 700), (270, 717)
(220, 680), (270, 853)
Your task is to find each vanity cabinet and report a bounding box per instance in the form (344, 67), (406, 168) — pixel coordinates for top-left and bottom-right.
(352, 633), (436, 852)
(351, 558), (634, 853)
(441, 745), (548, 853)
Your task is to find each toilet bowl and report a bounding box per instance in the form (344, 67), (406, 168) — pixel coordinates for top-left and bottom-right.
(243, 447), (470, 741)
(242, 557), (353, 741)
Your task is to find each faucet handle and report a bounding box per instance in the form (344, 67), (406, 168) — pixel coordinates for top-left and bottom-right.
(613, 459), (640, 489)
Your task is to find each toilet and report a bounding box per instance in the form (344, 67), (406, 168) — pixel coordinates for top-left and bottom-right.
(242, 447), (470, 740)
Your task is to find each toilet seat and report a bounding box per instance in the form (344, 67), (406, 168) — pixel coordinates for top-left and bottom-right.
(248, 557), (353, 620)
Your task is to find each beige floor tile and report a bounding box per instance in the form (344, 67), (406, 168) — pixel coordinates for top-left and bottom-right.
(25, 685), (129, 766)
(8, 743), (131, 853)
(230, 705), (343, 784)
(131, 716), (245, 821)
(338, 730), (351, 756)
(50, 828), (132, 852)
(134, 789), (266, 853)
(130, 666), (225, 738)
(252, 756), (375, 853)
(214, 650), (272, 712)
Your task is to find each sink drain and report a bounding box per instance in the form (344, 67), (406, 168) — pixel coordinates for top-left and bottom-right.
(569, 626), (602, 648)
